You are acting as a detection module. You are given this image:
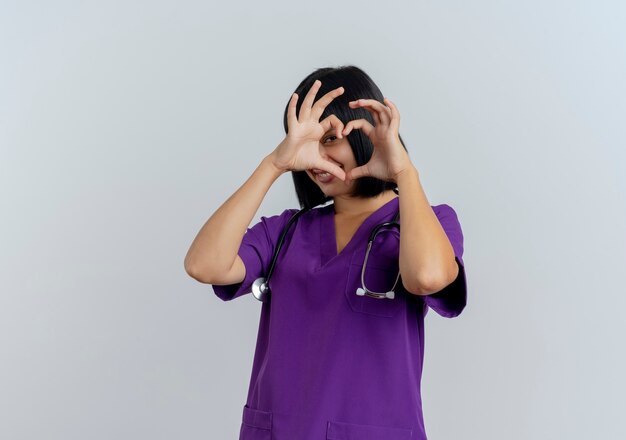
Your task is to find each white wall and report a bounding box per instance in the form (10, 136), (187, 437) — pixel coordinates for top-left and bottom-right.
(1, 1), (625, 438)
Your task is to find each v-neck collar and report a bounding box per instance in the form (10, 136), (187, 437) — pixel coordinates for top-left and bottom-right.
(318, 196), (399, 270)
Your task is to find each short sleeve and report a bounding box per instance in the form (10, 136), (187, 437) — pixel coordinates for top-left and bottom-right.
(421, 204), (468, 318)
(211, 208), (298, 302)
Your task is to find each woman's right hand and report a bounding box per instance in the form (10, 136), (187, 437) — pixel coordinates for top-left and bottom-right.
(271, 80), (347, 181)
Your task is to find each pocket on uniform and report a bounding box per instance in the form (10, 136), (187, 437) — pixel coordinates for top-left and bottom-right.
(239, 404), (272, 440)
(344, 250), (405, 318)
(326, 419), (413, 440)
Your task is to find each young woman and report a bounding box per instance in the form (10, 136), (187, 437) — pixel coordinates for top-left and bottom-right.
(185, 65), (467, 440)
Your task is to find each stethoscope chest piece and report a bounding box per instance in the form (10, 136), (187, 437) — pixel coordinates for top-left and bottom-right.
(252, 277), (269, 302)
(250, 207), (310, 303)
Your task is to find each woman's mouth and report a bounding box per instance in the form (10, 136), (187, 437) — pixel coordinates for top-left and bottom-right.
(313, 171), (334, 183)
(311, 167), (341, 184)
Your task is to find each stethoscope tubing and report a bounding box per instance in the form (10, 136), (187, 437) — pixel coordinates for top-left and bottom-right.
(252, 191), (400, 302)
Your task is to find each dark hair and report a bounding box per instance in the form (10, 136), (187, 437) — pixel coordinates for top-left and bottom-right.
(283, 65), (409, 210)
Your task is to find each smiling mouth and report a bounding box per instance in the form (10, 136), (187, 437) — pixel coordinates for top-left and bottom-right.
(312, 171), (334, 183)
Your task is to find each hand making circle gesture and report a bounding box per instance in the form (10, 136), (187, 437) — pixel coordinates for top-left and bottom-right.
(342, 97), (412, 184)
(271, 80), (347, 181)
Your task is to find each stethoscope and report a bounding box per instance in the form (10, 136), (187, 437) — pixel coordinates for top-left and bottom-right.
(252, 191), (401, 303)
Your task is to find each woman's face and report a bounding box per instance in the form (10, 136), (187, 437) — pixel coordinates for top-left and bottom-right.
(305, 129), (359, 197)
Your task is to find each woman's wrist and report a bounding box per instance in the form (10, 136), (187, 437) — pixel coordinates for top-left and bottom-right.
(263, 153), (287, 178)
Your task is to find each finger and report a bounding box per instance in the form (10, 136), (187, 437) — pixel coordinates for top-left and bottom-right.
(383, 97), (400, 130)
(347, 164), (370, 182)
(350, 99), (380, 125)
(342, 118), (374, 138)
(350, 98), (391, 125)
(313, 158), (346, 181)
(300, 79), (322, 121)
(320, 114), (345, 139)
(287, 92), (299, 130)
(311, 86), (344, 122)
(349, 99), (391, 125)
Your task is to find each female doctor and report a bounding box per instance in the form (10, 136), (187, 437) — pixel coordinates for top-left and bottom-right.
(184, 65), (467, 440)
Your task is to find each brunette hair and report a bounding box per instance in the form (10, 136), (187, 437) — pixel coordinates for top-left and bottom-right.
(283, 65), (408, 209)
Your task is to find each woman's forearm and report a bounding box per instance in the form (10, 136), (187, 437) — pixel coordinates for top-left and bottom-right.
(396, 165), (458, 295)
(184, 152), (285, 281)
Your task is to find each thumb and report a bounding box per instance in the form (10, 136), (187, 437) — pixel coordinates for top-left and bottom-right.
(347, 165), (369, 183)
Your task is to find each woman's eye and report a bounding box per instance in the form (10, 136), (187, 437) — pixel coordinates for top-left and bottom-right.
(324, 135), (337, 143)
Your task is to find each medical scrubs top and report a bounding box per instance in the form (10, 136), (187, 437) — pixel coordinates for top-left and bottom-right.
(212, 196), (467, 440)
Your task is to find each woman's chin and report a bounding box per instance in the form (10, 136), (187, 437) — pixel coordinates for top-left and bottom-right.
(319, 181), (354, 196)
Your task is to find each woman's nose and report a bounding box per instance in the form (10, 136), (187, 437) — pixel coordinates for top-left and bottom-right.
(319, 150), (342, 167)
(319, 148), (333, 162)
(319, 145), (330, 159)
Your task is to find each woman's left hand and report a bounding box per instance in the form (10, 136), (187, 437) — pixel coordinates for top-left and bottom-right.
(342, 98), (414, 185)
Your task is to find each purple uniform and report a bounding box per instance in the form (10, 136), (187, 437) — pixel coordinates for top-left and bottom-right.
(212, 196), (467, 440)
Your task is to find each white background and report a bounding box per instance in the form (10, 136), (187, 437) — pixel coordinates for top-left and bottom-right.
(2, 1), (625, 438)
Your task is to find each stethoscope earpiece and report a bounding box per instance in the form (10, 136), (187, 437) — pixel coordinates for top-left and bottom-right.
(356, 287), (395, 299)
